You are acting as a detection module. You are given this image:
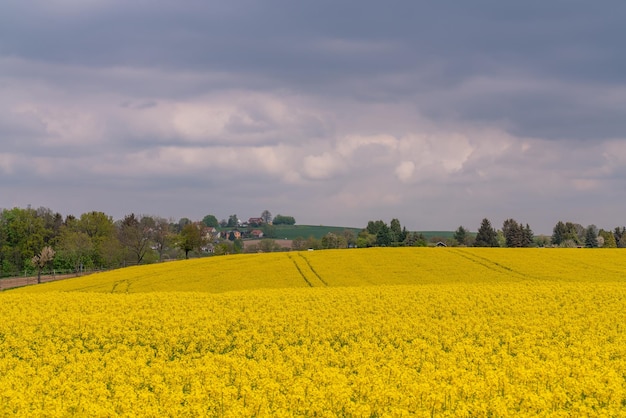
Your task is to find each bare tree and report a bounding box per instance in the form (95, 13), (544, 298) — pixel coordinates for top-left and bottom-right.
(118, 214), (154, 265)
(152, 217), (172, 261)
(261, 210), (272, 224)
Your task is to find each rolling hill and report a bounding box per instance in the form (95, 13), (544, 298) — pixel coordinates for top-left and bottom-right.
(11, 247), (626, 294)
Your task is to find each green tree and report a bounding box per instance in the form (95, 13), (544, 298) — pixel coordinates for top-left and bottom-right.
(599, 229), (617, 248)
(502, 219), (523, 247)
(390, 218), (403, 244)
(178, 223), (205, 259)
(35, 206), (63, 245)
(227, 214), (239, 228)
(342, 229), (356, 248)
(356, 230), (376, 248)
(202, 214), (219, 228)
(305, 236), (322, 250)
(501, 219), (533, 247)
(552, 221), (581, 247)
(56, 229), (94, 274)
(523, 224), (534, 247)
(175, 218), (192, 233)
(584, 225), (599, 248)
(258, 239), (281, 252)
(366, 220), (386, 235)
(1, 207), (48, 274)
(453, 226), (469, 246)
(375, 223), (392, 246)
(272, 214), (296, 225)
(321, 232), (347, 249)
(404, 232), (427, 247)
(474, 218), (498, 247)
(534, 234), (551, 247)
(261, 223), (277, 238)
(0, 214), (6, 276)
(213, 242), (234, 255)
(233, 238), (244, 254)
(614, 227), (626, 248)
(551, 221), (567, 246)
(77, 211), (117, 267)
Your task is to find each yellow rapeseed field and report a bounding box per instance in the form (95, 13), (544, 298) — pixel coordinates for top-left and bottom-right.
(3, 248), (626, 416)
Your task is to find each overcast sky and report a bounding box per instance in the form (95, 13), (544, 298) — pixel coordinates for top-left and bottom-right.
(1, 1), (625, 233)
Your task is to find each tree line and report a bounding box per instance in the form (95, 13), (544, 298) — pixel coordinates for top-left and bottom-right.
(0, 207), (298, 278)
(455, 218), (626, 249)
(1, 206), (624, 279)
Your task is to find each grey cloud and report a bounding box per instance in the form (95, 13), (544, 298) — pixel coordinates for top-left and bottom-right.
(1, 1), (625, 231)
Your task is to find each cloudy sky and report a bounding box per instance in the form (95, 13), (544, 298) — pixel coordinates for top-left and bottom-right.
(1, 1), (625, 233)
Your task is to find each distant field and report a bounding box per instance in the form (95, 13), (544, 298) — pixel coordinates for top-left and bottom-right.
(4, 248), (626, 416)
(265, 225), (456, 240)
(271, 224), (362, 239)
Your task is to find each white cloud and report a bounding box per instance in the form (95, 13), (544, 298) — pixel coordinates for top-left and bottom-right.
(302, 152), (345, 180)
(395, 161), (415, 182)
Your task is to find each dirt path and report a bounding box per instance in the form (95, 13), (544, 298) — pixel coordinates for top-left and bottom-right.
(0, 273), (79, 291)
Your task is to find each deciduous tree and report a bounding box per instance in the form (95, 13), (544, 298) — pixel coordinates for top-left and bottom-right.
(178, 223), (205, 259)
(152, 217), (173, 261)
(261, 210), (272, 224)
(56, 229), (93, 274)
(599, 229), (617, 248)
(118, 214), (154, 265)
(201, 214), (219, 228)
(273, 214), (296, 225)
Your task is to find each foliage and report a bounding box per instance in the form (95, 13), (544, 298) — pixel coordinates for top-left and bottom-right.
(584, 225), (599, 248)
(453, 226), (469, 246)
(599, 229), (617, 248)
(201, 214), (219, 228)
(227, 214), (239, 228)
(55, 230), (94, 273)
(552, 221), (584, 247)
(502, 219), (533, 247)
(364, 219), (415, 247)
(177, 223), (205, 259)
(0, 207), (47, 274)
(474, 218), (498, 247)
(258, 239), (282, 253)
(614, 227), (626, 248)
(321, 232), (347, 249)
(261, 223), (277, 238)
(273, 214), (296, 225)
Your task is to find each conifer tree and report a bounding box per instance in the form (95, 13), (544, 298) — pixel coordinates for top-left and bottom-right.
(474, 218), (498, 247)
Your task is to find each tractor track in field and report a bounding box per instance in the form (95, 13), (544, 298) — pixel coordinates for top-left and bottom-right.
(287, 254), (327, 287)
(297, 254), (328, 286)
(448, 249), (530, 280)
